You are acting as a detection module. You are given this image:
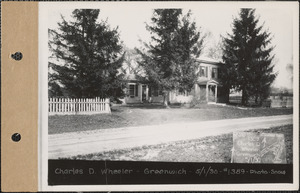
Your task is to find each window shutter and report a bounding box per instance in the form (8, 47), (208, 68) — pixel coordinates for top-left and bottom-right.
(135, 84), (138, 96)
(212, 68), (216, 79)
(149, 86), (152, 97)
(205, 67), (208, 77)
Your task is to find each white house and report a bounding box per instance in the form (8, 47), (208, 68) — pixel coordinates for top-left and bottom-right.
(122, 56), (227, 104)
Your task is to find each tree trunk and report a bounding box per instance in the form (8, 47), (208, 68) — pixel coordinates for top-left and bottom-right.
(163, 91), (170, 108)
(241, 89), (248, 106)
(258, 94), (263, 106)
(255, 95), (258, 104)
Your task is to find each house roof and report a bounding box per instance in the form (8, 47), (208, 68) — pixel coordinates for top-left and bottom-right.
(197, 56), (223, 65)
(122, 56), (223, 84)
(124, 73), (138, 81)
(124, 73), (148, 83)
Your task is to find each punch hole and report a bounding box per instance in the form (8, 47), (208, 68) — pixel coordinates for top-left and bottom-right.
(12, 133), (21, 142)
(11, 52), (23, 61)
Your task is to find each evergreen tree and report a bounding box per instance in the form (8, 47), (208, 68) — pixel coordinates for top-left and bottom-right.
(221, 9), (276, 105)
(173, 12), (204, 94)
(48, 66), (64, 97)
(137, 9), (204, 106)
(49, 9), (124, 98)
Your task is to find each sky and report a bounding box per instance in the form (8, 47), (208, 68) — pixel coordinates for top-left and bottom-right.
(46, 2), (297, 89)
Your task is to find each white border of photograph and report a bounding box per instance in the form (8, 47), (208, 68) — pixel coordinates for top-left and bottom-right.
(39, 1), (299, 191)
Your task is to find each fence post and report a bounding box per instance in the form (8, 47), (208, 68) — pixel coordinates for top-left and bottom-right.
(92, 98), (95, 112)
(62, 98), (65, 113)
(67, 98), (70, 113)
(99, 97), (101, 112)
(56, 98), (59, 113)
(86, 98), (88, 112)
(98, 97), (100, 112)
(93, 98), (95, 112)
(79, 98), (81, 113)
(75, 98), (77, 113)
(106, 98), (111, 113)
(82, 98), (85, 112)
(56, 98), (58, 113)
(60, 98), (63, 113)
(59, 98), (62, 113)
(95, 97), (98, 112)
(54, 98), (56, 113)
(72, 98), (74, 112)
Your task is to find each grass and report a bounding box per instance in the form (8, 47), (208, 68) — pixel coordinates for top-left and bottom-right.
(49, 103), (292, 134)
(71, 125), (293, 164)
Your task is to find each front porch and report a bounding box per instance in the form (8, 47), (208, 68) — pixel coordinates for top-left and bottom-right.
(124, 82), (149, 104)
(124, 79), (226, 105)
(196, 79), (219, 103)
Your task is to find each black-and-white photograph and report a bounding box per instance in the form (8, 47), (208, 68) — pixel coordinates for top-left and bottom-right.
(39, 1), (298, 190)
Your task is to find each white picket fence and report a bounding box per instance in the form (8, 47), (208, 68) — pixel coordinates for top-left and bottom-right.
(48, 97), (111, 115)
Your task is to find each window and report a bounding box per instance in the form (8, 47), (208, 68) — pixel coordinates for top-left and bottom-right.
(200, 66), (207, 77)
(129, 85), (135, 97)
(151, 86), (161, 97)
(212, 68), (218, 79)
(129, 84), (139, 97)
(178, 90), (191, 96)
(135, 84), (138, 97)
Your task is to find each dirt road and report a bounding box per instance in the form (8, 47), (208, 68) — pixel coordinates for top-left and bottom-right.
(48, 114), (293, 159)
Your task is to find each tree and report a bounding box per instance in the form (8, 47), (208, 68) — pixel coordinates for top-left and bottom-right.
(120, 47), (145, 77)
(206, 39), (223, 60)
(48, 69), (64, 97)
(136, 9), (204, 106)
(49, 9), (124, 98)
(173, 12), (204, 94)
(221, 9), (277, 106)
(286, 59), (293, 86)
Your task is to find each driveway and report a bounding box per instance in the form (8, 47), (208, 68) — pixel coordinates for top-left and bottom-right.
(48, 114), (293, 159)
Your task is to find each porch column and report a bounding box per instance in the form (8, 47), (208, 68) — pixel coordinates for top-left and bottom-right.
(206, 83), (209, 103)
(146, 85), (149, 101)
(139, 84), (143, 102)
(215, 85), (218, 103)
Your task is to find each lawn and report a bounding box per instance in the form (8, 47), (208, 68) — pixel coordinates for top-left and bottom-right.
(71, 125), (293, 164)
(48, 103), (292, 134)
